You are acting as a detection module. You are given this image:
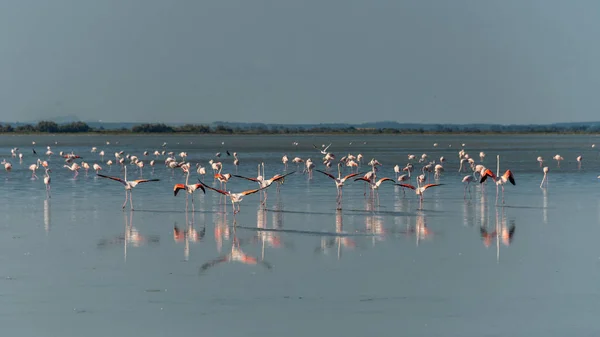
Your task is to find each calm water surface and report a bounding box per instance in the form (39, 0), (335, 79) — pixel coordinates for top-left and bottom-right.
(1, 134), (600, 336)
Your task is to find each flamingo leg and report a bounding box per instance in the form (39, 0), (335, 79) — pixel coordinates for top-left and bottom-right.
(122, 190), (128, 210)
(130, 191), (134, 210)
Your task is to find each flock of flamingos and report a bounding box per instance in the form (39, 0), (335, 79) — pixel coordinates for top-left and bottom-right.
(1, 139), (586, 216)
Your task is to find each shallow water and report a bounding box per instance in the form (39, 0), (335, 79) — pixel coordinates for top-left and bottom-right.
(1, 134), (600, 336)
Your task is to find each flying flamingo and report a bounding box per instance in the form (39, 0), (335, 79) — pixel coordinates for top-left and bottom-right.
(480, 169), (516, 204)
(315, 163), (362, 209)
(199, 180), (266, 216)
(97, 166), (160, 211)
(540, 166), (549, 188)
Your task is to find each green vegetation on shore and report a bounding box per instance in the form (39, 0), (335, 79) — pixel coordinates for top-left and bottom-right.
(0, 121), (600, 135)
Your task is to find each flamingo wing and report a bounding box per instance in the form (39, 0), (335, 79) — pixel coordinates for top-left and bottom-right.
(241, 186), (267, 196)
(97, 174), (127, 186)
(342, 172), (361, 181)
(353, 177), (371, 183)
(503, 170), (516, 185)
(479, 169), (496, 184)
(198, 181), (229, 196)
(133, 178), (160, 184)
(271, 171), (296, 183)
(192, 183), (206, 194)
(395, 183), (416, 190)
(173, 184), (186, 196)
(378, 177), (395, 184)
(422, 183), (444, 190)
(315, 169), (336, 180)
(232, 174), (260, 182)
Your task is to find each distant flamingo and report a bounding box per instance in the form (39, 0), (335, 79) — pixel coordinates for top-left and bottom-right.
(97, 166), (160, 211)
(577, 155), (582, 170)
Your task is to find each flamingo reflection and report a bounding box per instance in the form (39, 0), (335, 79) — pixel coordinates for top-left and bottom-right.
(479, 206), (516, 262)
(43, 199), (51, 233)
(315, 210), (355, 260)
(97, 212), (159, 262)
(173, 206), (206, 261)
(200, 229), (272, 273)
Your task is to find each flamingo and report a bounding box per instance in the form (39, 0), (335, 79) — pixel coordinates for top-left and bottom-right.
(233, 167), (295, 205)
(540, 166), (549, 188)
(199, 181), (266, 216)
(537, 156), (544, 167)
(64, 163), (80, 178)
(462, 175), (475, 199)
(315, 163), (362, 209)
(29, 159), (41, 179)
(97, 166), (160, 211)
(282, 155), (289, 170)
(354, 177), (394, 205)
(174, 178), (206, 210)
(43, 168), (51, 198)
(577, 155), (582, 170)
(395, 182), (443, 203)
(480, 169), (516, 204)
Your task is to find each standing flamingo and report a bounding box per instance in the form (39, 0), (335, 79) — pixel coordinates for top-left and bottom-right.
(97, 166), (160, 211)
(540, 167), (549, 188)
(43, 168), (52, 198)
(462, 175), (475, 199)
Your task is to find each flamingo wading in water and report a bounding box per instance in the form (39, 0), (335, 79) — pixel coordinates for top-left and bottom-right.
(97, 166), (160, 211)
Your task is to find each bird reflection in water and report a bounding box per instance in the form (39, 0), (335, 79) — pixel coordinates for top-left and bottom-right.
(480, 206), (515, 262)
(200, 228), (272, 273)
(97, 211), (159, 262)
(213, 204), (231, 253)
(43, 199), (51, 233)
(173, 205), (206, 262)
(365, 212), (385, 246)
(542, 188), (548, 224)
(255, 207), (282, 262)
(316, 210), (355, 260)
(272, 197), (284, 229)
(397, 211), (431, 245)
(463, 199), (475, 227)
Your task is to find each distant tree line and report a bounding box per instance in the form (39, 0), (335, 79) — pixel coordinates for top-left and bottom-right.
(1, 121), (600, 134)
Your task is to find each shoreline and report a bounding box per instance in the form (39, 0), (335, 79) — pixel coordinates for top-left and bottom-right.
(0, 131), (598, 136)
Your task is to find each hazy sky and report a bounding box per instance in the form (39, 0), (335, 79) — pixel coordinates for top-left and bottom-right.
(1, 0), (599, 124)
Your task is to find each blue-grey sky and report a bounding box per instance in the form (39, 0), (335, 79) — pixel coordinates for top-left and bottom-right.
(1, 0), (599, 124)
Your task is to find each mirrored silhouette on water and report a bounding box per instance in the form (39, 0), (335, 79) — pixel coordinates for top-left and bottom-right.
(97, 211), (160, 262)
(479, 206), (516, 262)
(173, 205), (206, 262)
(315, 210), (356, 260)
